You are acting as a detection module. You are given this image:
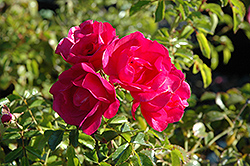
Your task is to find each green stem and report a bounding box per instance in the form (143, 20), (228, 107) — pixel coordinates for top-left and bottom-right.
(208, 127), (233, 147)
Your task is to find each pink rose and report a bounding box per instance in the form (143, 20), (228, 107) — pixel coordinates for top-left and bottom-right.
(49, 63), (120, 135)
(132, 65), (190, 131)
(55, 20), (117, 70)
(103, 31), (190, 131)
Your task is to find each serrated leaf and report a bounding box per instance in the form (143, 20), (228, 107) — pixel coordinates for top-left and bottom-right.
(155, 0), (165, 22)
(78, 132), (95, 150)
(4, 147), (23, 163)
(112, 143), (129, 160)
(130, 1), (151, 15)
(131, 132), (150, 146)
(69, 129), (79, 147)
(108, 116), (128, 124)
(85, 149), (98, 163)
(114, 144), (132, 165)
(138, 152), (154, 166)
(196, 32), (211, 59)
(48, 130), (64, 151)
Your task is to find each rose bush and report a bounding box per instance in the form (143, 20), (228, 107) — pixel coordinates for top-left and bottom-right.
(49, 63), (120, 135)
(55, 20), (117, 70)
(103, 31), (190, 131)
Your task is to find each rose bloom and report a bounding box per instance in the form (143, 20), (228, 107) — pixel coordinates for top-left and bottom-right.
(55, 20), (117, 70)
(49, 63), (120, 135)
(103, 31), (190, 131)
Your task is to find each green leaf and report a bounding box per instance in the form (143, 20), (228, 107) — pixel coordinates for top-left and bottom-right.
(202, 3), (223, 20)
(205, 131), (214, 145)
(231, 0), (246, 33)
(196, 32), (211, 59)
(26, 146), (42, 159)
(131, 132), (150, 146)
(48, 130), (64, 151)
(138, 152), (154, 166)
(210, 44), (219, 70)
(84, 149), (98, 163)
(130, 1), (151, 15)
(108, 116), (128, 124)
(78, 132), (95, 150)
(100, 162), (112, 166)
(155, 0), (165, 22)
(115, 144), (132, 165)
(174, 48), (193, 60)
(7, 94), (22, 102)
(200, 92), (216, 101)
(67, 146), (80, 166)
(69, 129), (79, 147)
(0, 97), (10, 106)
(13, 105), (27, 113)
(210, 13), (219, 34)
(32, 59), (39, 78)
(200, 63), (212, 88)
(4, 147), (23, 163)
(223, 47), (231, 64)
(101, 130), (118, 142)
(21, 156), (29, 166)
(220, 0), (228, 7)
(180, 25), (194, 39)
(171, 150), (181, 166)
(112, 143), (129, 160)
(206, 111), (225, 121)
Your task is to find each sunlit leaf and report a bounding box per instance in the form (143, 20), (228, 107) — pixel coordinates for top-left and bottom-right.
(196, 32), (211, 59)
(67, 146), (80, 166)
(155, 0), (165, 22)
(131, 132), (150, 146)
(78, 132), (95, 150)
(171, 149), (181, 166)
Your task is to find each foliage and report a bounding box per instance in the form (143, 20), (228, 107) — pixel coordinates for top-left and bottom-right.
(1, 0), (250, 165)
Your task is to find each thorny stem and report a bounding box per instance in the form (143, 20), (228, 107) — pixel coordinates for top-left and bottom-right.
(24, 99), (43, 133)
